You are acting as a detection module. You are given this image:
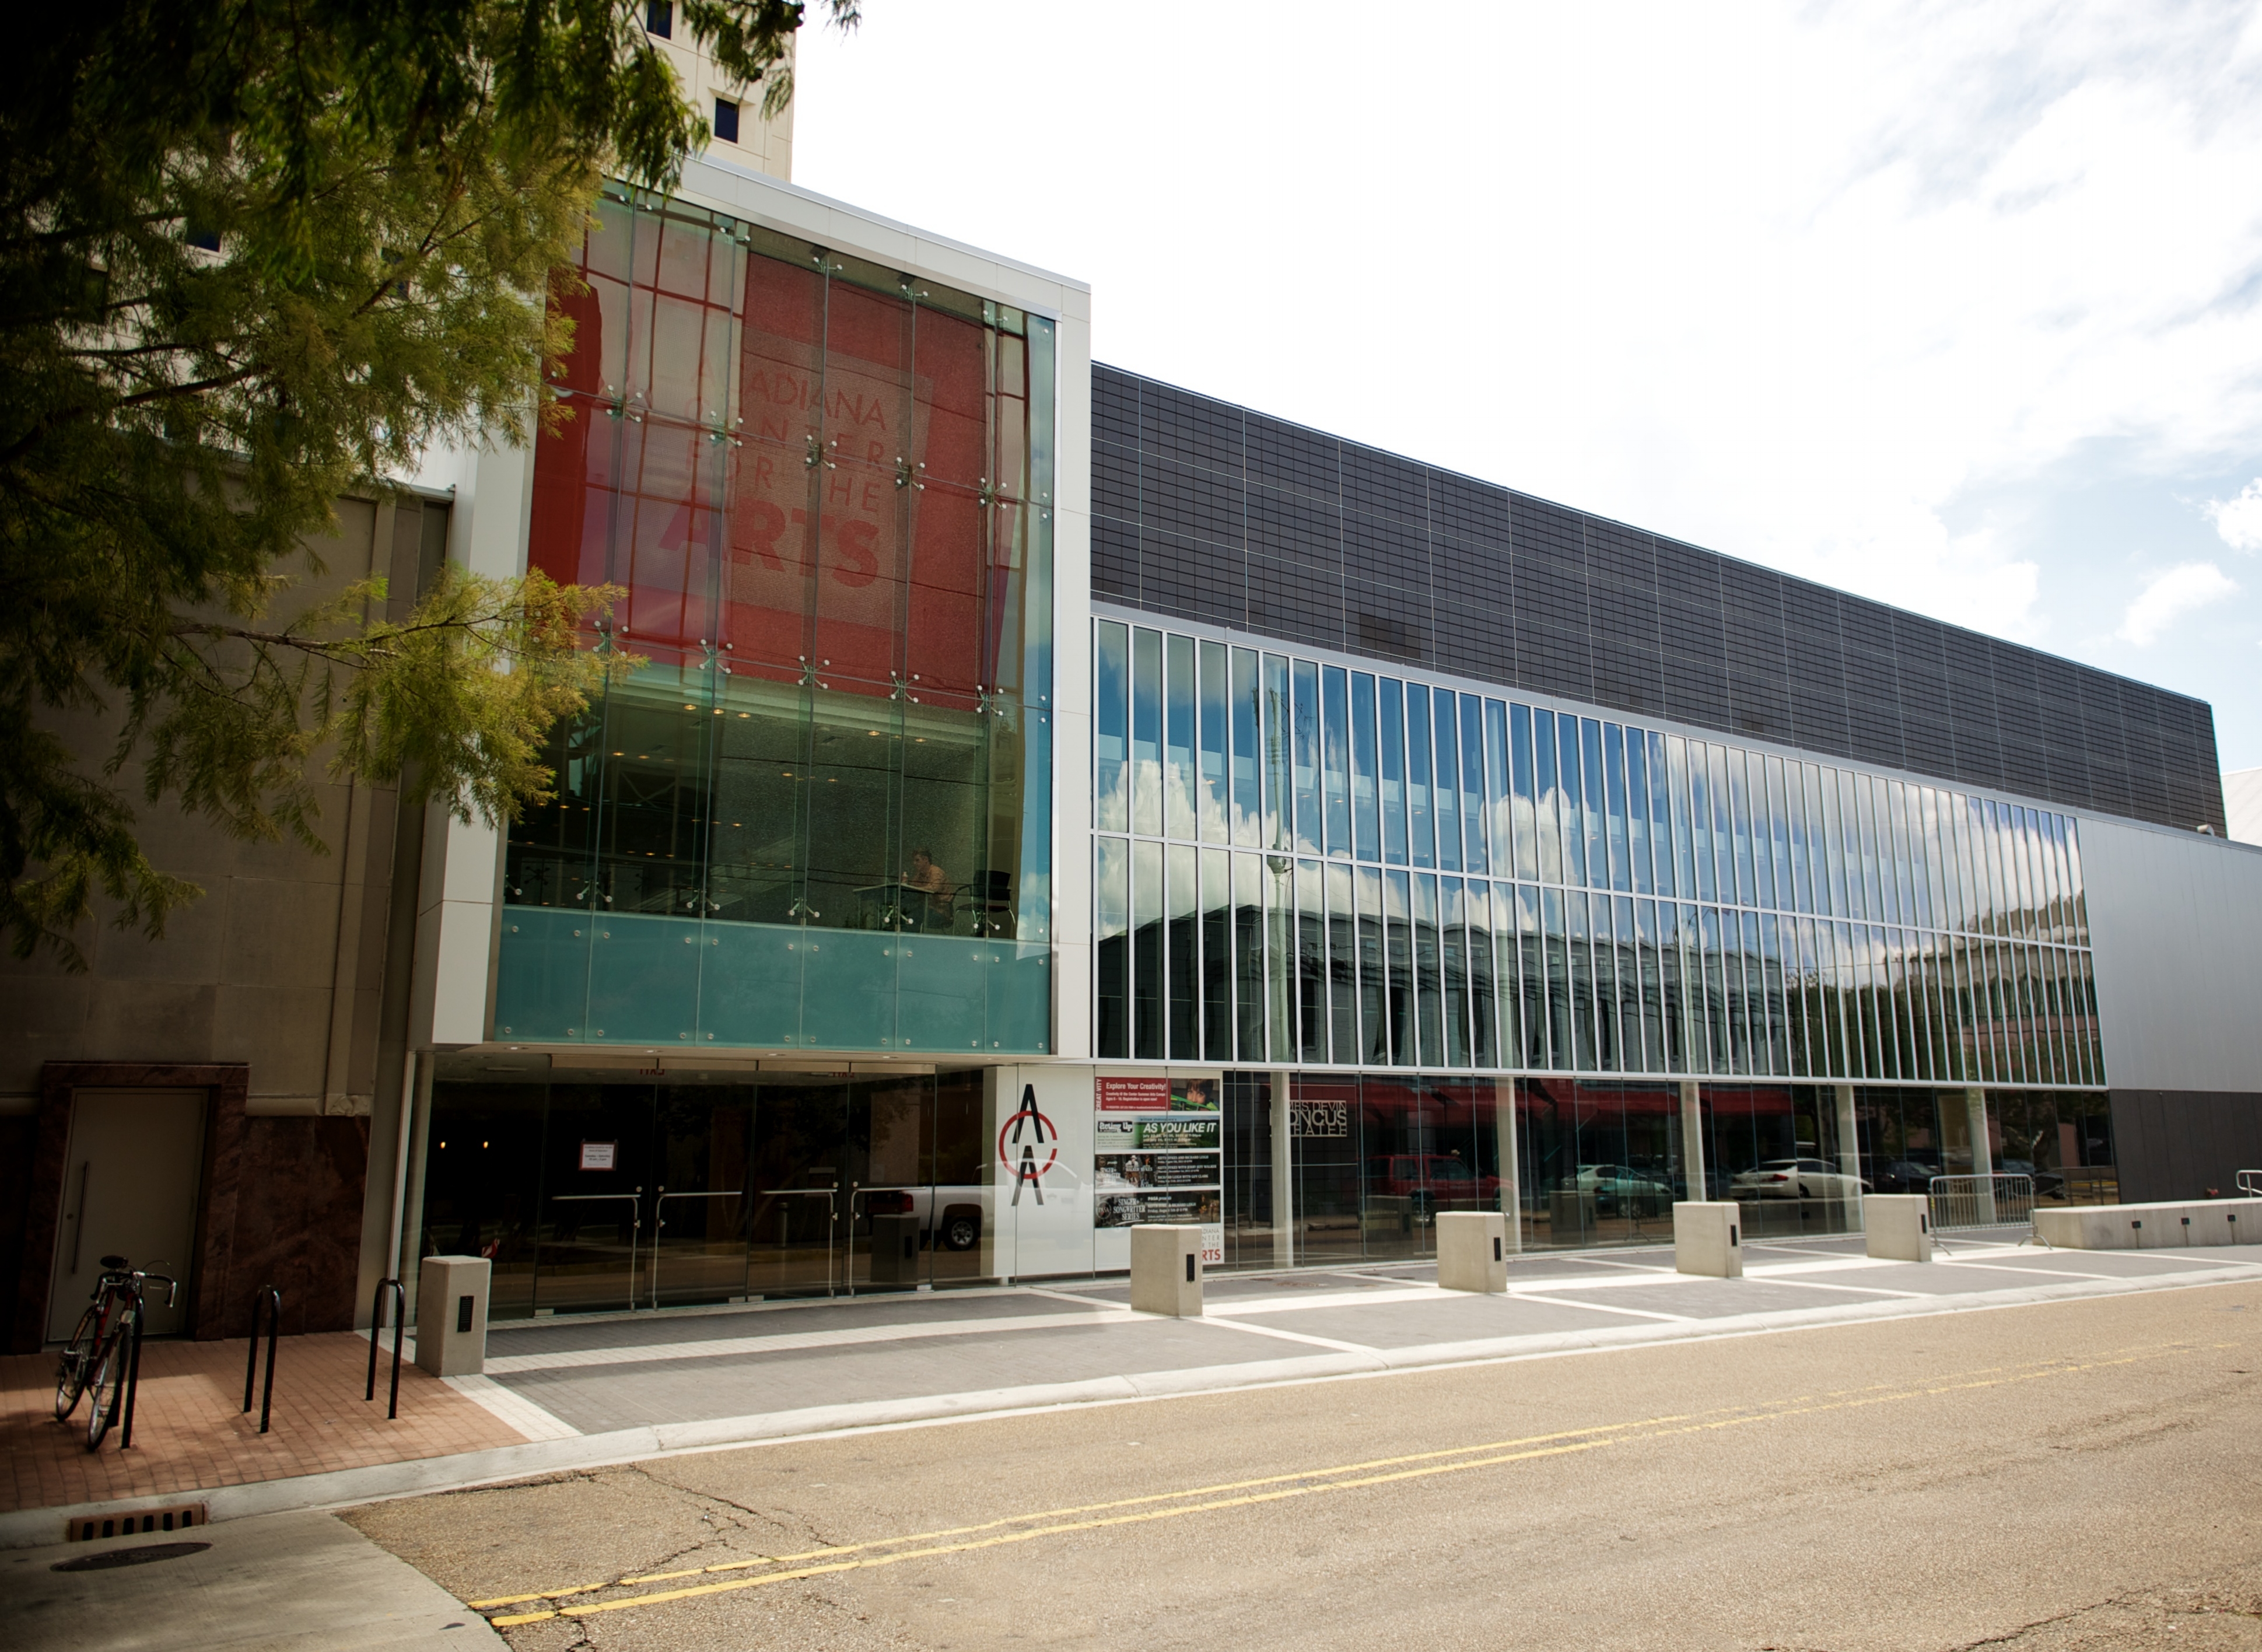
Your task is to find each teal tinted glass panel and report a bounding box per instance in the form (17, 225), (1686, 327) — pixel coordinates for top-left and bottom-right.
(699, 921), (802, 1047)
(799, 929), (897, 1051)
(495, 909), (592, 1041)
(898, 933), (988, 1051)
(587, 912), (703, 1043)
(990, 941), (1052, 1054)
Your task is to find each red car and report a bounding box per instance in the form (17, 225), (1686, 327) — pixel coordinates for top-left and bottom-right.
(1365, 1154), (1501, 1216)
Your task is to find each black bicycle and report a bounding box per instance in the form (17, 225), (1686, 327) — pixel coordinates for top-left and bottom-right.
(54, 1255), (177, 1450)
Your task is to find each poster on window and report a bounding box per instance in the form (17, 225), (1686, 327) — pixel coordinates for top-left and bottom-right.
(1093, 1084), (1222, 1262)
(1095, 1075), (1220, 1114)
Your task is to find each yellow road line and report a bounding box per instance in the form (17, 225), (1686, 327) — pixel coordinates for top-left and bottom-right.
(480, 1338), (2240, 1626)
(467, 1402), (1766, 1607)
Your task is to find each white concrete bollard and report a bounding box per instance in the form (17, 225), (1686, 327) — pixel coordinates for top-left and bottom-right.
(1673, 1202), (1743, 1278)
(1435, 1210), (1510, 1293)
(1865, 1194), (1932, 1262)
(1130, 1224), (1203, 1316)
(415, 1255), (491, 1377)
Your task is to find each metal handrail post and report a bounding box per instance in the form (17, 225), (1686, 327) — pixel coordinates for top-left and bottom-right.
(243, 1286), (281, 1433)
(118, 1312), (144, 1450)
(366, 1278), (405, 1419)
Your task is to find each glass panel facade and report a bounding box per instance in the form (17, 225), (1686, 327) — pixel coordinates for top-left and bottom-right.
(1090, 621), (2103, 1085)
(506, 190), (1055, 1054)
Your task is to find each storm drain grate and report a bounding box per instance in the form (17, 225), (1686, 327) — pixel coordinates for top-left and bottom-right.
(66, 1503), (206, 1542)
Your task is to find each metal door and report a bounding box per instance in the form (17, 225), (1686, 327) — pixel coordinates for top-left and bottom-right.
(48, 1089), (206, 1340)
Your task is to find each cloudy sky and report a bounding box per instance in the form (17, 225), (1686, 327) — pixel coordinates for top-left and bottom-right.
(795, 1), (2262, 774)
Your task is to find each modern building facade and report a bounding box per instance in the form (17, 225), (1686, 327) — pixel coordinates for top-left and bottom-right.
(9, 152), (2262, 1348)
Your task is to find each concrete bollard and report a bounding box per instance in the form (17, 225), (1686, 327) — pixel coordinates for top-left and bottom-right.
(415, 1255), (491, 1377)
(1865, 1194), (1932, 1262)
(1130, 1224), (1203, 1316)
(869, 1213), (922, 1285)
(1435, 1210), (1510, 1293)
(1673, 1202), (1743, 1278)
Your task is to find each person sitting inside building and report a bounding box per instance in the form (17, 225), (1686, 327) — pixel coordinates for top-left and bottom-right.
(905, 847), (955, 931)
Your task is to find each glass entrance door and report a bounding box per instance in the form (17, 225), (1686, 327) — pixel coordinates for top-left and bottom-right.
(537, 1082), (654, 1312)
(747, 1080), (853, 1298)
(649, 1084), (754, 1307)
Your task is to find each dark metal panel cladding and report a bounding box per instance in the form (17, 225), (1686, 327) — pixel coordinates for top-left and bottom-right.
(1089, 363), (2229, 834)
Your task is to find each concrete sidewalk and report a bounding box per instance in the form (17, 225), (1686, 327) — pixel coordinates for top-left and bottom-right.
(7, 1235), (2260, 1549)
(7, 1508), (505, 1650)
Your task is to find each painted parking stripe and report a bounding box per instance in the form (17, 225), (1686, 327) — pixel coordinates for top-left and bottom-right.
(473, 1337), (2242, 1628)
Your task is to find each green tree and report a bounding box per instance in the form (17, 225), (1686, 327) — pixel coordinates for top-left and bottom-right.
(0, 0), (856, 967)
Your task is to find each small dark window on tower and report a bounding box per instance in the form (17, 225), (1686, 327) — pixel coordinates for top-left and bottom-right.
(185, 226), (220, 253)
(713, 97), (740, 143)
(645, 1), (673, 38)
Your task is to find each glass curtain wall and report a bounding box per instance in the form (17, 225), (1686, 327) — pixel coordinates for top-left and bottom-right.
(500, 185), (1056, 1055)
(421, 1068), (989, 1317)
(1092, 620), (2106, 1090)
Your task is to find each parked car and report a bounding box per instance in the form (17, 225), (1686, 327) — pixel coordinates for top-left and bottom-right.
(1994, 1158), (2065, 1199)
(1730, 1158), (1869, 1200)
(1573, 1164), (1675, 1217)
(855, 1186), (985, 1251)
(1872, 1159), (1937, 1195)
(1366, 1154), (1501, 1216)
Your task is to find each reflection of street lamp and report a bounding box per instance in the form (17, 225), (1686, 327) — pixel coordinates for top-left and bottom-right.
(1265, 854), (1293, 878)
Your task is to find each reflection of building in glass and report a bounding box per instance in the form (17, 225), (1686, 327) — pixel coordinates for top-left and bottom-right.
(15, 128), (2262, 1354)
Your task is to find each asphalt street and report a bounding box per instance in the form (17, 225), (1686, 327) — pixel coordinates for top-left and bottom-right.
(343, 1278), (2262, 1652)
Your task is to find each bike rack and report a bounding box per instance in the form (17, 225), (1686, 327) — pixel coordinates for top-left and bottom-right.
(365, 1278), (405, 1420)
(118, 1312), (145, 1450)
(243, 1285), (281, 1434)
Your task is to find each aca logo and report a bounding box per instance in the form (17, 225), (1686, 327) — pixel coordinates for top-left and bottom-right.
(997, 1084), (1058, 1207)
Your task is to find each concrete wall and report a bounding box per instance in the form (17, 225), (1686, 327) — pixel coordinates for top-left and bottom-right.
(0, 496), (451, 1339)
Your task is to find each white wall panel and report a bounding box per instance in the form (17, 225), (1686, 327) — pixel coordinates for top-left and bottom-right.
(2084, 818), (2262, 1092)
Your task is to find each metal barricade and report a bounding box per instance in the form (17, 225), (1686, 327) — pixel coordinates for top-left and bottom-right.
(1928, 1174), (2037, 1245)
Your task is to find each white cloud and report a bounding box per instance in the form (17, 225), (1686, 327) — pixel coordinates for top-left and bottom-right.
(2117, 562), (2239, 645)
(2208, 480), (2262, 552)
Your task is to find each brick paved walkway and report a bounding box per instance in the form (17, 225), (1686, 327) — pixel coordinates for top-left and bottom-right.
(2, 1334), (525, 1517)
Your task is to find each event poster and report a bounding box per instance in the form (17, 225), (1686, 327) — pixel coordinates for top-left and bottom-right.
(1094, 1080), (1223, 1264)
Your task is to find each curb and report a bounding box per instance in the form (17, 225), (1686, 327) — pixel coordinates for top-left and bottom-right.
(5, 1259), (2256, 1549)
